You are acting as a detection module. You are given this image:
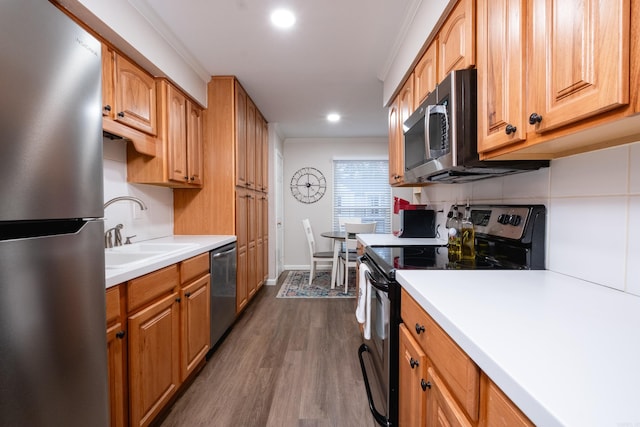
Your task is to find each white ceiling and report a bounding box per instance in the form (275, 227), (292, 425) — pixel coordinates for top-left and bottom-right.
(130, 0), (416, 139)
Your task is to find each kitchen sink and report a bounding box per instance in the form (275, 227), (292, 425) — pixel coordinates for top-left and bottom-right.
(104, 242), (199, 269)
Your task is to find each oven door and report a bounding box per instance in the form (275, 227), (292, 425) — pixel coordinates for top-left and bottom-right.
(358, 261), (394, 426)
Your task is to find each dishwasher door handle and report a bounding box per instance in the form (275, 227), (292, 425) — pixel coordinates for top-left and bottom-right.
(212, 247), (236, 258)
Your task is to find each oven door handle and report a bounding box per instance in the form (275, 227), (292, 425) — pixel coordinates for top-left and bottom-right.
(365, 270), (390, 293)
(358, 343), (390, 426)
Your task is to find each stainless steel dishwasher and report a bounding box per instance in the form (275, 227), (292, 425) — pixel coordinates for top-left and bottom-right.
(208, 242), (237, 353)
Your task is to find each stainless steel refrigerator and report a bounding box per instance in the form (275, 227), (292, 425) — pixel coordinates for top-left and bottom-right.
(0, 1), (109, 426)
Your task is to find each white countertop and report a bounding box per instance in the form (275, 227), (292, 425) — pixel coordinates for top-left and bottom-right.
(357, 233), (447, 247)
(396, 269), (640, 427)
(105, 235), (236, 288)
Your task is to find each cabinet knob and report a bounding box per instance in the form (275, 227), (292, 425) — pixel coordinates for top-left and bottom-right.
(190, 176), (195, 181)
(410, 358), (419, 369)
(505, 124), (517, 135)
(415, 323), (425, 335)
(185, 292), (191, 298)
(175, 297), (181, 303)
(421, 379), (431, 391)
(115, 331), (125, 339)
(103, 105), (112, 112)
(184, 176), (189, 181)
(117, 111), (125, 118)
(529, 113), (543, 125)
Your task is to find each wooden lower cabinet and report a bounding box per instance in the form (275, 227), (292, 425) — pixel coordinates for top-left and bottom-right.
(399, 323), (427, 426)
(426, 367), (473, 427)
(106, 285), (127, 427)
(106, 254), (212, 427)
(400, 289), (534, 427)
(479, 374), (533, 427)
(180, 274), (210, 380)
(128, 291), (181, 427)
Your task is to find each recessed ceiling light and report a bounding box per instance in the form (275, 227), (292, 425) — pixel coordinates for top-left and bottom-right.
(327, 113), (341, 122)
(270, 9), (295, 29)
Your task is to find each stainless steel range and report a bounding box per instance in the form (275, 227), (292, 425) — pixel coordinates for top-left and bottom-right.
(357, 204), (546, 426)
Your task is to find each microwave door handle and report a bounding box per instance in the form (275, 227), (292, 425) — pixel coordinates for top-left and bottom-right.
(426, 104), (448, 159)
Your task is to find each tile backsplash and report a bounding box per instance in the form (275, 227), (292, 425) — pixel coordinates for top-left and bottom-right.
(103, 138), (173, 243)
(420, 141), (640, 297)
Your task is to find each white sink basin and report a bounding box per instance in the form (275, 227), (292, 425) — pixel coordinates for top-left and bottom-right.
(109, 242), (198, 253)
(104, 251), (163, 269)
(104, 242), (199, 269)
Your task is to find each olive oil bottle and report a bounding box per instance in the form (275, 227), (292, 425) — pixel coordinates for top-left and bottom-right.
(460, 203), (475, 261)
(447, 204), (461, 262)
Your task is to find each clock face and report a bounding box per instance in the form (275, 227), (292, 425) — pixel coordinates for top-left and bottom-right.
(290, 167), (327, 204)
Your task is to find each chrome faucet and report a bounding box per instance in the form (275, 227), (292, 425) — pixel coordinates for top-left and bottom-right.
(104, 196), (148, 211)
(104, 224), (123, 248)
(103, 196), (148, 248)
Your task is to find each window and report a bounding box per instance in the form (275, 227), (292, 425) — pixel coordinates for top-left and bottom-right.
(332, 160), (391, 233)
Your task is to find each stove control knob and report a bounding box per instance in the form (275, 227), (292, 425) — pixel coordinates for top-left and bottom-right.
(497, 214), (509, 225)
(510, 215), (522, 226)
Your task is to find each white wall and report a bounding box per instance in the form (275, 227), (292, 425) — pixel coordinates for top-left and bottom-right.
(419, 141), (640, 298)
(283, 137), (388, 269)
(102, 138), (173, 242)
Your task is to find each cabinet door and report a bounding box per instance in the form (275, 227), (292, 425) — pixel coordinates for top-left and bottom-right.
(180, 274), (210, 381)
(255, 113), (263, 191)
(247, 190), (258, 298)
(246, 98), (257, 189)
(477, 0), (527, 153)
(388, 96), (402, 185)
(261, 194), (268, 284)
(106, 322), (127, 427)
(438, 0), (475, 80)
(399, 324), (427, 427)
(480, 374), (534, 427)
(187, 101), (204, 186)
(114, 54), (157, 135)
(235, 188), (249, 312)
(414, 42), (438, 110)
(166, 84), (188, 184)
(235, 82), (247, 187)
(426, 367), (474, 427)
(261, 120), (269, 193)
(128, 293), (180, 427)
(528, 0), (629, 133)
(102, 44), (115, 118)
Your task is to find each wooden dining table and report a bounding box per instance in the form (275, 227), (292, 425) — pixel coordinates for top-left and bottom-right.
(320, 231), (346, 289)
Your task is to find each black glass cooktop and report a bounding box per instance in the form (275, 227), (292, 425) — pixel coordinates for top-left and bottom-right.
(364, 244), (528, 279)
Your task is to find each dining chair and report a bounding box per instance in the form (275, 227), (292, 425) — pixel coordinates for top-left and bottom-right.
(338, 217), (362, 230)
(339, 222), (376, 293)
(302, 218), (335, 286)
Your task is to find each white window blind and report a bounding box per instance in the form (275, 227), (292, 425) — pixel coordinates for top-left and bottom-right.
(332, 160), (391, 233)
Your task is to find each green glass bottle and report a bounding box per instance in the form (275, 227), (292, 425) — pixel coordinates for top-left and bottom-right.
(460, 203), (475, 261)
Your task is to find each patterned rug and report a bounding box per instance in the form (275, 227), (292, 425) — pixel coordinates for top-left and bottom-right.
(276, 270), (357, 298)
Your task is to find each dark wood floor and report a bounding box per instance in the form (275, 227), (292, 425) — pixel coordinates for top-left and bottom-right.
(159, 272), (377, 427)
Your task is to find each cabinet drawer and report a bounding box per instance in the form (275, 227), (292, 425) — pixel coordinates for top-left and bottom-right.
(401, 288), (480, 422)
(127, 264), (179, 313)
(106, 285), (121, 325)
(180, 252), (210, 284)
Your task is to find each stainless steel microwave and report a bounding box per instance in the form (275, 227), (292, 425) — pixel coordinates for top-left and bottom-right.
(403, 69), (547, 184)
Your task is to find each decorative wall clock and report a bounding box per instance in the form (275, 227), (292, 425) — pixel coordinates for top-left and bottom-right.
(289, 167), (327, 204)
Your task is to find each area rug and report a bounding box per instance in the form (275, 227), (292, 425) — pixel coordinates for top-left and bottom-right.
(276, 270), (357, 298)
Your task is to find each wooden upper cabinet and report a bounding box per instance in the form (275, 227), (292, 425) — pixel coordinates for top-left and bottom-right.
(114, 53), (157, 136)
(261, 120), (269, 193)
(388, 96), (401, 185)
(527, 0), (629, 133)
(438, 0), (475, 80)
(414, 42), (438, 110)
(127, 80), (203, 188)
(186, 100), (204, 186)
(246, 98), (257, 190)
(235, 81), (248, 188)
(477, 0), (527, 153)
(165, 83), (188, 183)
(102, 44), (115, 118)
